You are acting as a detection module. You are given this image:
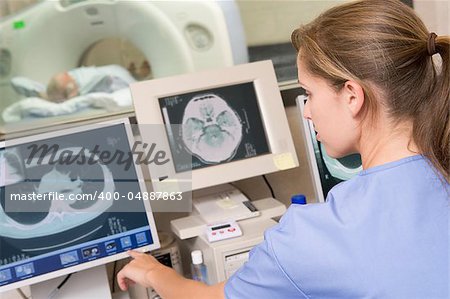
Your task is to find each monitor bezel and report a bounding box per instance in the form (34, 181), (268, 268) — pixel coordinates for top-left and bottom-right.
(131, 60), (299, 192)
(296, 95), (326, 203)
(0, 118), (160, 292)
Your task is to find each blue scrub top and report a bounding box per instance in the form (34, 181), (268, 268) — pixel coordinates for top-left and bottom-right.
(225, 155), (449, 298)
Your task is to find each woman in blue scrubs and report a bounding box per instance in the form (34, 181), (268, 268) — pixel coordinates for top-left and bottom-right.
(117, 0), (449, 297)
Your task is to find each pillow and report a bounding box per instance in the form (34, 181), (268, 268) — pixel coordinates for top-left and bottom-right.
(10, 76), (46, 98)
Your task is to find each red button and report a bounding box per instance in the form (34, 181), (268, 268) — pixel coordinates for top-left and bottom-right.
(219, 230), (224, 234)
(212, 232), (216, 235)
(228, 228), (236, 232)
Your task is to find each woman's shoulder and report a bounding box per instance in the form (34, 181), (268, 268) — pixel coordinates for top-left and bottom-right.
(264, 155), (448, 297)
(266, 155), (448, 263)
(329, 154), (448, 202)
(327, 155), (450, 200)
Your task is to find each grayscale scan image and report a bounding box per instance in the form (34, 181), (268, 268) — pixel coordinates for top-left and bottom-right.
(159, 82), (270, 172)
(182, 94), (243, 164)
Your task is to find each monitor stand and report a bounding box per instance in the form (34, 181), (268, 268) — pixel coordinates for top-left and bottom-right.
(30, 265), (112, 299)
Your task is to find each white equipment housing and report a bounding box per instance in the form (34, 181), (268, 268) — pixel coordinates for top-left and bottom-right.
(0, 0), (248, 104)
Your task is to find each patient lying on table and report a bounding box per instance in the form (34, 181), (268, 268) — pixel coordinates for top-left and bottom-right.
(45, 65), (136, 103)
(4, 65), (136, 122)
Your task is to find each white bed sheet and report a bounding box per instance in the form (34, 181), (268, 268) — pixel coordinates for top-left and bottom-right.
(2, 88), (132, 123)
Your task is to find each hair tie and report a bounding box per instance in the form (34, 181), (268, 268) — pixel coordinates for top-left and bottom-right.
(427, 32), (438, 56)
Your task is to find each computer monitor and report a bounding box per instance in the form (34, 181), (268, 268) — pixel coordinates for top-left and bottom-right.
(0, 119), (160, 294)
(130, 60), (299, 193)
(296, 95), (362, 202)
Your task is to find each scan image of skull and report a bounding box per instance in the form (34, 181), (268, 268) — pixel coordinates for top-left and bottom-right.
(0, 147), (115, 240)
(181, 94), (242, 164)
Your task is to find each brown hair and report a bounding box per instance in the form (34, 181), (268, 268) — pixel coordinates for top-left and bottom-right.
(291, 0), (449, 181)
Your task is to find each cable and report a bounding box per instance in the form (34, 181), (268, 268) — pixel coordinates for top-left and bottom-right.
(47, 273), (72, 299)
(57, 273), (72, 289)
(262, 175), (276, 199)
(112, 261), (118, 293)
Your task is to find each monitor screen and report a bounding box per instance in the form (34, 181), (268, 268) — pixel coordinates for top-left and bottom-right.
(296, 95), (362, 202)
(0, 119), (159, 291)
(131, 61), (299, 192)
(158, 82), (270, 173)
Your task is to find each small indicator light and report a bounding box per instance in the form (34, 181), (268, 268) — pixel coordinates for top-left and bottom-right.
(13, 20), (25, 30)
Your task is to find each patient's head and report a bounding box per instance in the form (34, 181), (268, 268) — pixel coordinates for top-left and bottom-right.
(46, 72), (79, 103)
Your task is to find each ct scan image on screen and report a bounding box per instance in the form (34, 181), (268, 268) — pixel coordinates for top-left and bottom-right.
(0, 124), (155, 287)
(308, 124), (362, 198)
(158, 82), (270, 172)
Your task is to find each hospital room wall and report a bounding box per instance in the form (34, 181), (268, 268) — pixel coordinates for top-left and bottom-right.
(236, 0), (347, 47)
(0, 0), (36, 18)
(236, 1), (449, 45)
(414, 0), (450, 34)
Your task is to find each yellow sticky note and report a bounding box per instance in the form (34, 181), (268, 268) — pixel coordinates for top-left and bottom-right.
(273, 153), (296, 170)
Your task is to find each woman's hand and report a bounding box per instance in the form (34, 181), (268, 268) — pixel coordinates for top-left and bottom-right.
(117, 250), (226, 299)
(116, 250), (162, 291)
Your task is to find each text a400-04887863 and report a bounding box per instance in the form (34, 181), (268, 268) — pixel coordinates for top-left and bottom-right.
(96, 191), (183, 201)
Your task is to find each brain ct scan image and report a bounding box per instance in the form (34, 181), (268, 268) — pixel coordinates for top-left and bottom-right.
(182, 94), (243, 164)
(159, 82), (270, 172)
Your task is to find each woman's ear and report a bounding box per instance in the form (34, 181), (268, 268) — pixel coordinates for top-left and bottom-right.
(342, 80), (365, 117)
